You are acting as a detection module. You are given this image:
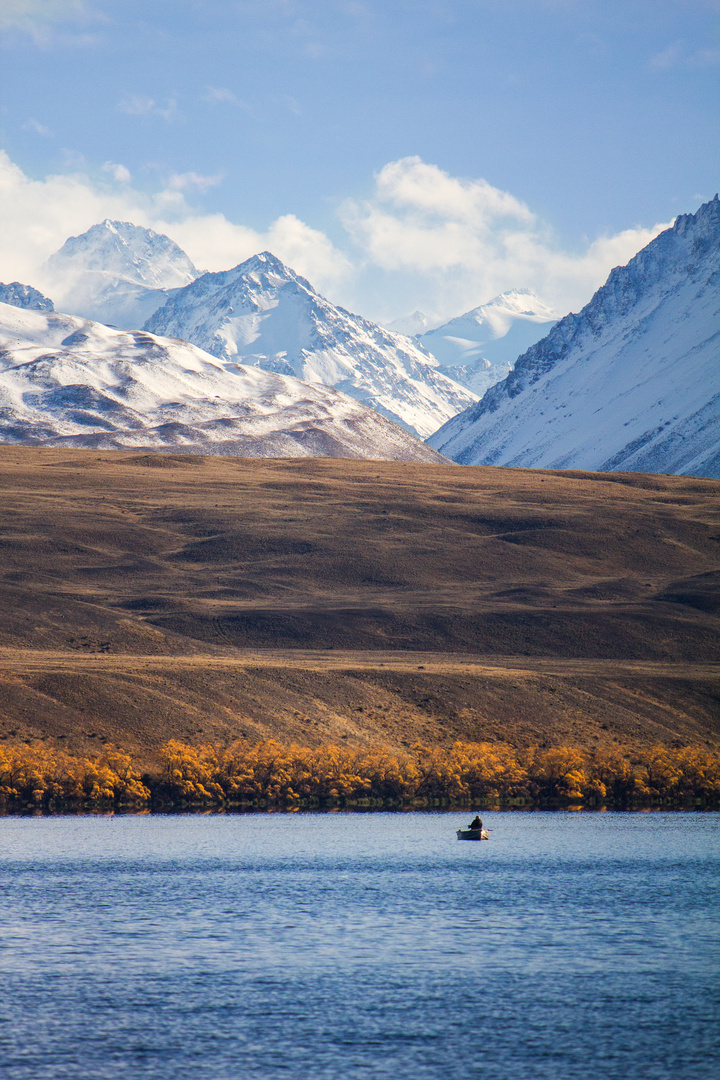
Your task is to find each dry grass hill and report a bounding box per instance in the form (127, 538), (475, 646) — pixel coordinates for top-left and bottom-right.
(0, 446), (718, 768)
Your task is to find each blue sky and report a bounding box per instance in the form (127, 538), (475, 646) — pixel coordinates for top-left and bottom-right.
(0, 0), (718, 322)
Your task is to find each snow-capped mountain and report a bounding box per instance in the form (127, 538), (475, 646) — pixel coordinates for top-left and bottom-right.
(0, 302), (447, 462)
(417, 290), (559, 396)
(386, 310), (438, 337)
(0, 282), (54, 312)
(428, 196), (720, 479)
(40, 220), (199, 329)
(144, 252), (477, 438)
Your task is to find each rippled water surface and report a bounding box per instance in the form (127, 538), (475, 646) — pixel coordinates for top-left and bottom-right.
(1, 811), (718, 1079)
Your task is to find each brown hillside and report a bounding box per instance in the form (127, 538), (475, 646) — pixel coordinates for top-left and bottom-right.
(0, 446), (718, 766)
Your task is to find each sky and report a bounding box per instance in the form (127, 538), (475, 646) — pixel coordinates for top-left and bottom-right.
(0, 0), (718, 324)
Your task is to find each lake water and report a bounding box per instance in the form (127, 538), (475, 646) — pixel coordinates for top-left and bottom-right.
(0, 811), (718, 1079)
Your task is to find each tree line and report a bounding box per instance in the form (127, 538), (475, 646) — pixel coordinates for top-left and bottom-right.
(1, 739), (719, 811)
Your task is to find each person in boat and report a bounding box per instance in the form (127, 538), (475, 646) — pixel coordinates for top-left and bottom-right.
(469, 815), (482, 831)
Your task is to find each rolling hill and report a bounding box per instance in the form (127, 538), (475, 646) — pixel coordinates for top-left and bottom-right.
(0, 302), (445, 462)
(0, 448), (717, 767)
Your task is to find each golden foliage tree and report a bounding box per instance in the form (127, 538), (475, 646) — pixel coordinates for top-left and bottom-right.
(1, 738), (718, 811)
(0, 744), (149, 807)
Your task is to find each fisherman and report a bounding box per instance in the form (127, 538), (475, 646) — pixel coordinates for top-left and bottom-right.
(469, 815), (482, 831)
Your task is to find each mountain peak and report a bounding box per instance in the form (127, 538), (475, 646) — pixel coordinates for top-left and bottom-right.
(98, 218), (125, 233)
(672, 192), (719, 236)
(385, 310), (438, 337)
(252, 251), (285, 267)
(144, 253), (477, 438)
(39, 220), (200, 329)
(46, 220), (198, 289)
(237, 250), (286, 270)
(465, 289), (560, 322)
(227, 250), (317, 293)
(415, 288), (559, 396)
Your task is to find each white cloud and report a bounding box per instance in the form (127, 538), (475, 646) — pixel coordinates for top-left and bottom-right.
(116, 94), (155, 116)
(0, 0), (103, 45)
(371, 156), (534, 231)
(0, 151), (351, 301)
(102, 161), (131, 183)
(167, 171), (223, 193)
(0, 0), (85, 31)
(59, 148), (87, 170)
(0, 150), (668, 323)
(339, 156), (669, 317)
(265, 214), (353, 287)
(165, 213), (352, 293)
(203, 86), (239, 104)
(116, 95), (178, 122)
(23, 118), (54, 137)
(650, 39), (720, 70)
(0, 151), (151, 287)
(203, 87), (261, 120)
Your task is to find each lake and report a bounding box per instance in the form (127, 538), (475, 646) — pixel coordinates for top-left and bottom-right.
(0, 811), (718, 1079)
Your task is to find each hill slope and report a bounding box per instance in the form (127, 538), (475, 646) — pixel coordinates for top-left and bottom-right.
(144, 252), (477, 438)
(429, 196), (720, 477)
(0, 302), (445, 461)
(0, 448), (717, 765)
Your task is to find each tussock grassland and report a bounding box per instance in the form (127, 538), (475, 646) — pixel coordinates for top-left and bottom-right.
(2, 739), (719, 812)
(0, 448), (718, 758)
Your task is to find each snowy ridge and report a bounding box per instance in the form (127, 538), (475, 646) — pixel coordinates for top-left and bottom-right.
(428, 196), (720, 478)
(144, 252), (477, 438)
(40, 220), (199, 330)
(0, 282), (54, 313)
(0, 303), (447, 462)
(417, 289), (559, 396)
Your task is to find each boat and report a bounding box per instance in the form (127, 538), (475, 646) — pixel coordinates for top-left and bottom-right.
(456, 828), (490, 841)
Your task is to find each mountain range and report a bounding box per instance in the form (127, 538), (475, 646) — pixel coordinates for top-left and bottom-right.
(0, 302), (446, 461)
(3, 197), (717, 475)
(429, 195), (720, 479)
(144, 251), (477, 437)
(37, 222), (479, 438)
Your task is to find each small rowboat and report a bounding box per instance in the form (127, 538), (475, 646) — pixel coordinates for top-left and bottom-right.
(456, 828), (490, 841)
